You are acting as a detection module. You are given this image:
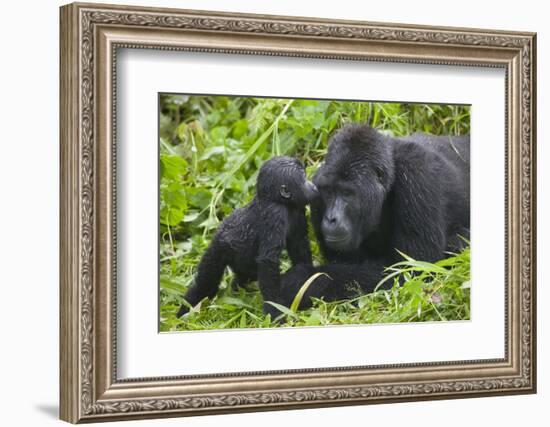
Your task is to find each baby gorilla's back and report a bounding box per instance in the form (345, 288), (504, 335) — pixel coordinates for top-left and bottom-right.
(216, 203), (262, 283)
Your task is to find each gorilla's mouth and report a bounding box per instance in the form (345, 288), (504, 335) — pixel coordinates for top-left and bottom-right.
(324, 235), (353, 251)
(325, 236), (348, 243)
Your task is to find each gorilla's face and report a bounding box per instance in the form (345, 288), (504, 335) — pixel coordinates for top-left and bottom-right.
(257, 156), (319, 206)
(313, 173), (362, 252)
(313, 125), (394, 253)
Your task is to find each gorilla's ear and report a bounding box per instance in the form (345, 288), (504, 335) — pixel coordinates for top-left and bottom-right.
(279, 185), (292, 199)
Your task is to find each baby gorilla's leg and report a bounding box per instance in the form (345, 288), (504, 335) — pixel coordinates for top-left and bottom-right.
(176, 244), (228, 317)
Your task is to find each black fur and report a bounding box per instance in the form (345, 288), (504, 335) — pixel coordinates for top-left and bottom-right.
(279, 124), (470, 308)
(176, 156), (318, 318)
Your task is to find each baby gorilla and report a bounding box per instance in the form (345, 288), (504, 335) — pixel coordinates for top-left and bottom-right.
(176, 156), (319, 318)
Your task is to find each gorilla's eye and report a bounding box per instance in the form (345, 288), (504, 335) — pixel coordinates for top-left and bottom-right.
(279, 185), (292, 199)
(376, 167), (384, 181)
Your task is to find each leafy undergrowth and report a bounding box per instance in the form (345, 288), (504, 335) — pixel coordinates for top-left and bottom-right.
(158, 95), (471, 332)
(160, 247), (470, 332)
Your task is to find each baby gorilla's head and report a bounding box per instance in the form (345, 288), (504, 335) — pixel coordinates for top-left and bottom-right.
(257, 156), (319, 206)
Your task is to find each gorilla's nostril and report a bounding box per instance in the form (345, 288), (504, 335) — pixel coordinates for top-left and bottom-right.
(323, 216), (338, 228)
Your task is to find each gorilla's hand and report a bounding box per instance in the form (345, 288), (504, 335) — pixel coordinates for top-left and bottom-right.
(282, 263), (316, 285)
(280, 259), (388, 309)
(279, 263), (334, 309)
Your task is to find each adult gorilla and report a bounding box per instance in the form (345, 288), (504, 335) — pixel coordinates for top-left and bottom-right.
(279, 124), (470, 307)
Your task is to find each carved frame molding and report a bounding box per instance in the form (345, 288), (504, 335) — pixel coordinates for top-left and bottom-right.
(60, 2), (536, 423)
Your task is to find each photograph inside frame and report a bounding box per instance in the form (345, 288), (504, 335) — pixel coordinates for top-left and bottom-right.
(158, 94), (471, 331)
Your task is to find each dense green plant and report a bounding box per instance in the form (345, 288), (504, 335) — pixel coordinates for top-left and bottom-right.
(159, 95), (470, 331)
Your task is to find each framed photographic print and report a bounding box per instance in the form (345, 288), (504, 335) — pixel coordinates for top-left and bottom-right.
(59, 2), (537, 423)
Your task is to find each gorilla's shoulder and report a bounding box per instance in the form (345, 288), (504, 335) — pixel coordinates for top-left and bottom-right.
(396, 132), (470, 169)
(392, 137), (446, 174)
(400, 132), (469, 146)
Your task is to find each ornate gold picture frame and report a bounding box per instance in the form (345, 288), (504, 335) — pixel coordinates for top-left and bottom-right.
(60, 2), (536, 423)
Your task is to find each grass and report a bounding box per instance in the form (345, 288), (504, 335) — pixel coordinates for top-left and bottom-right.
(160, 247), (470, 331)
(158, 95), (471, 332)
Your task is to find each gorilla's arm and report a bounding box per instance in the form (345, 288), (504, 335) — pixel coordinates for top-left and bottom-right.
(286, 211), (313, 266)
(278, 258), (387, 308)
(256, 205), (289, 315)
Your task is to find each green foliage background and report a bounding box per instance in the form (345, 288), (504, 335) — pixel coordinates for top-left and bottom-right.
(159, 95), (471, 331)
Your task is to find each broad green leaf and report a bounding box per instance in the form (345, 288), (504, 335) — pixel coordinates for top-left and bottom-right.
(183, 211), (200, 222)
(199, 146), (225, 161)
(160, 277), (186, 293)
(186, 188), (213, 210)
(217, 296), (253, 309)
(160, 207), (184, 226)
(160, 154), (188, 179)
(264, 301), (298, 319)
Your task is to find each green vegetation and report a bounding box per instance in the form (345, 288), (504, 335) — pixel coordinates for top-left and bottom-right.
(159, 95), (471, 331)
